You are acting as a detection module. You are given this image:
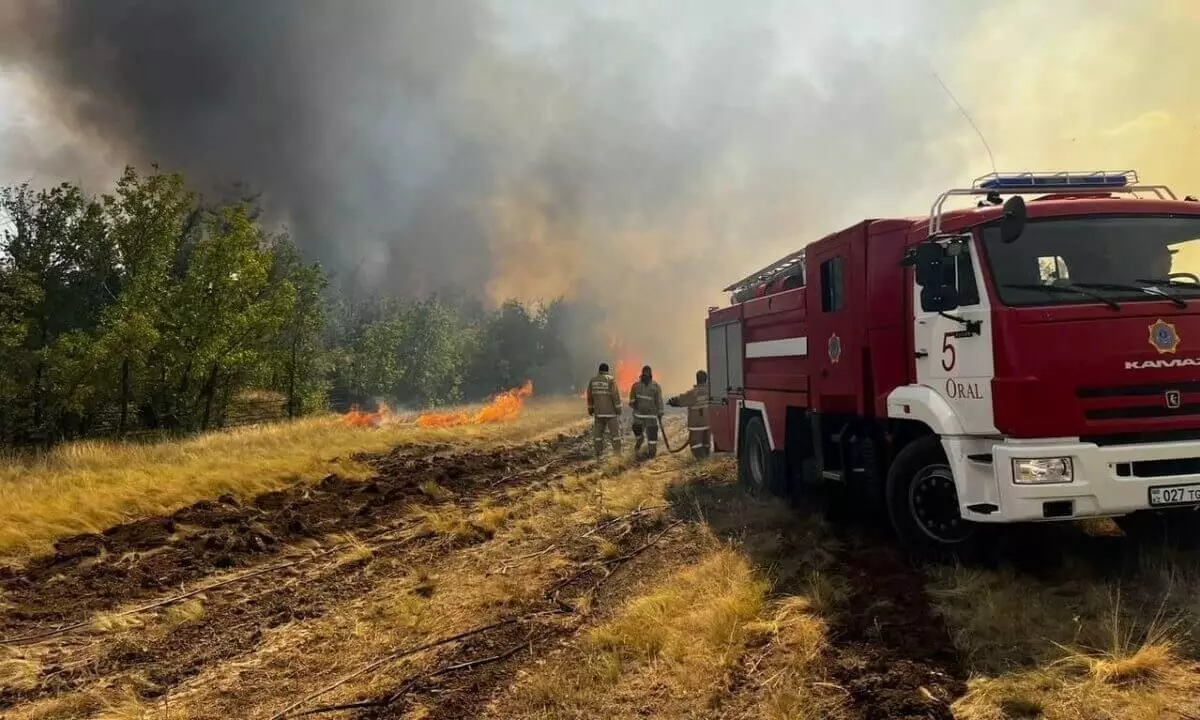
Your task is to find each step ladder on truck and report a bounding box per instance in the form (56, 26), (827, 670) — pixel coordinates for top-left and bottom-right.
(706, 171), (1200, 554)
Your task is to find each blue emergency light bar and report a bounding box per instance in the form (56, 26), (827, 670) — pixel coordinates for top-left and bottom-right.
(973, 170), (1138, 191)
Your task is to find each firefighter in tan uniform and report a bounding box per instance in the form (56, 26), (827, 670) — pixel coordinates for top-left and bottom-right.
(628, 365), (665, 458)
(586, 362), (622, 459)
(668, 369), (711, 459)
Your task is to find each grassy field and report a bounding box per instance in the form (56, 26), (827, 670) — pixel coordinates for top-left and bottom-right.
(0, 398), (583, 560)
(933, 528), (1200, 720)
(0, 410), (1197, 719)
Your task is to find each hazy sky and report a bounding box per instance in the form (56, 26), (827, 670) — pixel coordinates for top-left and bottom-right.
(2, 1), (1199, 389)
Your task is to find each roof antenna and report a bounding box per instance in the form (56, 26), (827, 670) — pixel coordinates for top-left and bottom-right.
(932, 70), (997, 176)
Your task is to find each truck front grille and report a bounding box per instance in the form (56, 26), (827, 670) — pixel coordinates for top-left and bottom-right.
(1077, 381), (1200, 399)
(1086, 403), (1200, 420)
(1115, 457), (1200, 478)
(1082, 429), (1200, 447)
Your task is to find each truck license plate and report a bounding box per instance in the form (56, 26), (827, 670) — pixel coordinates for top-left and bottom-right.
(1148, 483), (1200, 507)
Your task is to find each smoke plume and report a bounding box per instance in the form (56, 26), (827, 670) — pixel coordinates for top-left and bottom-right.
(2, 1), (1197, 389)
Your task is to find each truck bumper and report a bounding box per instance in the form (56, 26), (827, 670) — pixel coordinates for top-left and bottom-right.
(945, 436), (1200, 523)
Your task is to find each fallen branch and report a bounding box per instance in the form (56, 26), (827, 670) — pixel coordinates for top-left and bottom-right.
(496, 544), (558, 574)
(547, 520), (683, 597)
(579, 504), (669, 539)
(267, 615), (551, 720)
(287, 639), (530, 717)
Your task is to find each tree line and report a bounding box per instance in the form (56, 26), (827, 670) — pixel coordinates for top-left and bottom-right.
(0, 167), (595, 446)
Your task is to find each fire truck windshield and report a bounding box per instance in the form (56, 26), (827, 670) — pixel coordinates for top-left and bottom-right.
(980, 215), (1200, 307)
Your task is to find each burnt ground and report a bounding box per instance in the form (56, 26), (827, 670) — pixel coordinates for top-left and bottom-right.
(826, 538), (967, 720)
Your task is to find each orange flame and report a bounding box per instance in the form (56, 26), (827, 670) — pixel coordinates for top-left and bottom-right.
(342, 401), (398, 428)
(417, 380), (534, 428)
(613, 358), (641, 393)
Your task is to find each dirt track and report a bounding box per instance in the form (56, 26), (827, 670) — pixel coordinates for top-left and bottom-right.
(0, 420), (984, 719)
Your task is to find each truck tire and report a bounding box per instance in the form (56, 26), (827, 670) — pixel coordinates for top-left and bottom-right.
(885, 435), (977, 556)
(1115, 508), (1200, 547)
(739, 415), (783, 496)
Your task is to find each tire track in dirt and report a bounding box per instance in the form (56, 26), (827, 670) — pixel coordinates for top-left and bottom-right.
(293, 514), (697, 720)
(823, 530), (967, 720)
(0, 429), (594, 711)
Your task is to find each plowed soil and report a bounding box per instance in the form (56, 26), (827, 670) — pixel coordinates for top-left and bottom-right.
(0, 435), (584, 640)
(0, 434), (598, 715)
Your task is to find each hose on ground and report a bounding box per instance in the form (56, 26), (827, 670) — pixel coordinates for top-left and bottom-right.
(657, 413), (690, 454)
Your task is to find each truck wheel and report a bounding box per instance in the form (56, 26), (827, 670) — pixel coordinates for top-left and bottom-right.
(885, 435), (977, 556)
(739, 415), (782, 496)
(1115, 509), (1200, 547)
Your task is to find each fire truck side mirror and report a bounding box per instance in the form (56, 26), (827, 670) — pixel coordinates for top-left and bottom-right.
(1000, 195), (1027, 243)
(911, 242), (946, 288)
(909, 241), (961, 312)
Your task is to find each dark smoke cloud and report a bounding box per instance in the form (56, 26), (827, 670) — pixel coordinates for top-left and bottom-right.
(1, 0), (989, 388)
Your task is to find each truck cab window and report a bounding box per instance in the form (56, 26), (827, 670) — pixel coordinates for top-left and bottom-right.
(983, 217), (1200, 307)
(820, 256), (844, 312)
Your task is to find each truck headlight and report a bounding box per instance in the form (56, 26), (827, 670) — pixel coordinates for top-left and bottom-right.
(1012, 458), (1074, 485)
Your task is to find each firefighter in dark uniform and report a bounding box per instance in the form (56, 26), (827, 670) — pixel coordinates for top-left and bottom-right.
(586, 362), (622, 459)
(668, 369), (711, 459)
(628, 365), (664, 458)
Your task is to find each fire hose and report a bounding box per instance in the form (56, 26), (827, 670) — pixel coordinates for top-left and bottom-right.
(656, 412), (690, 454)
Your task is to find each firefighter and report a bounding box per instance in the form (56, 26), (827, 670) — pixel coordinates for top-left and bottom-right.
(628, 365), (664, 458)
(586, 362), (622, 459)
(667, 369), (711, 459)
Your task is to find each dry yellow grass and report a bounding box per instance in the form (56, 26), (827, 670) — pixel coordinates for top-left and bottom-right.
(505, 456), (848, 720)
(744, 595), (844, 720)
(515, 549), (770, 714)
(0, 398), (584, 560)
(0, 647), (41, 693)
(162, 597), (207, 628)
(930, 540), (1200, 719)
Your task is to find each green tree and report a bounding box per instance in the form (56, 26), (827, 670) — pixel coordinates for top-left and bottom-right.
(268, 238), (329, 416)
(91, 167), (195, 433)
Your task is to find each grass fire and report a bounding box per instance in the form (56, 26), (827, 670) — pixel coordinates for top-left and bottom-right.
(416, 380), (534, 428)
(341, 382), (535, 429)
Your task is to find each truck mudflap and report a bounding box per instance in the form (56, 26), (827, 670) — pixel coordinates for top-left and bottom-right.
(943, 435), (1200, 522)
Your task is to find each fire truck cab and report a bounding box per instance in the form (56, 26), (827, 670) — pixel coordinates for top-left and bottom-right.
(707, 171), (1200, 553)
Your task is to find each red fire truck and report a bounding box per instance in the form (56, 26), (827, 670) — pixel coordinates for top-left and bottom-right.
(706, 171), (1200, 553)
